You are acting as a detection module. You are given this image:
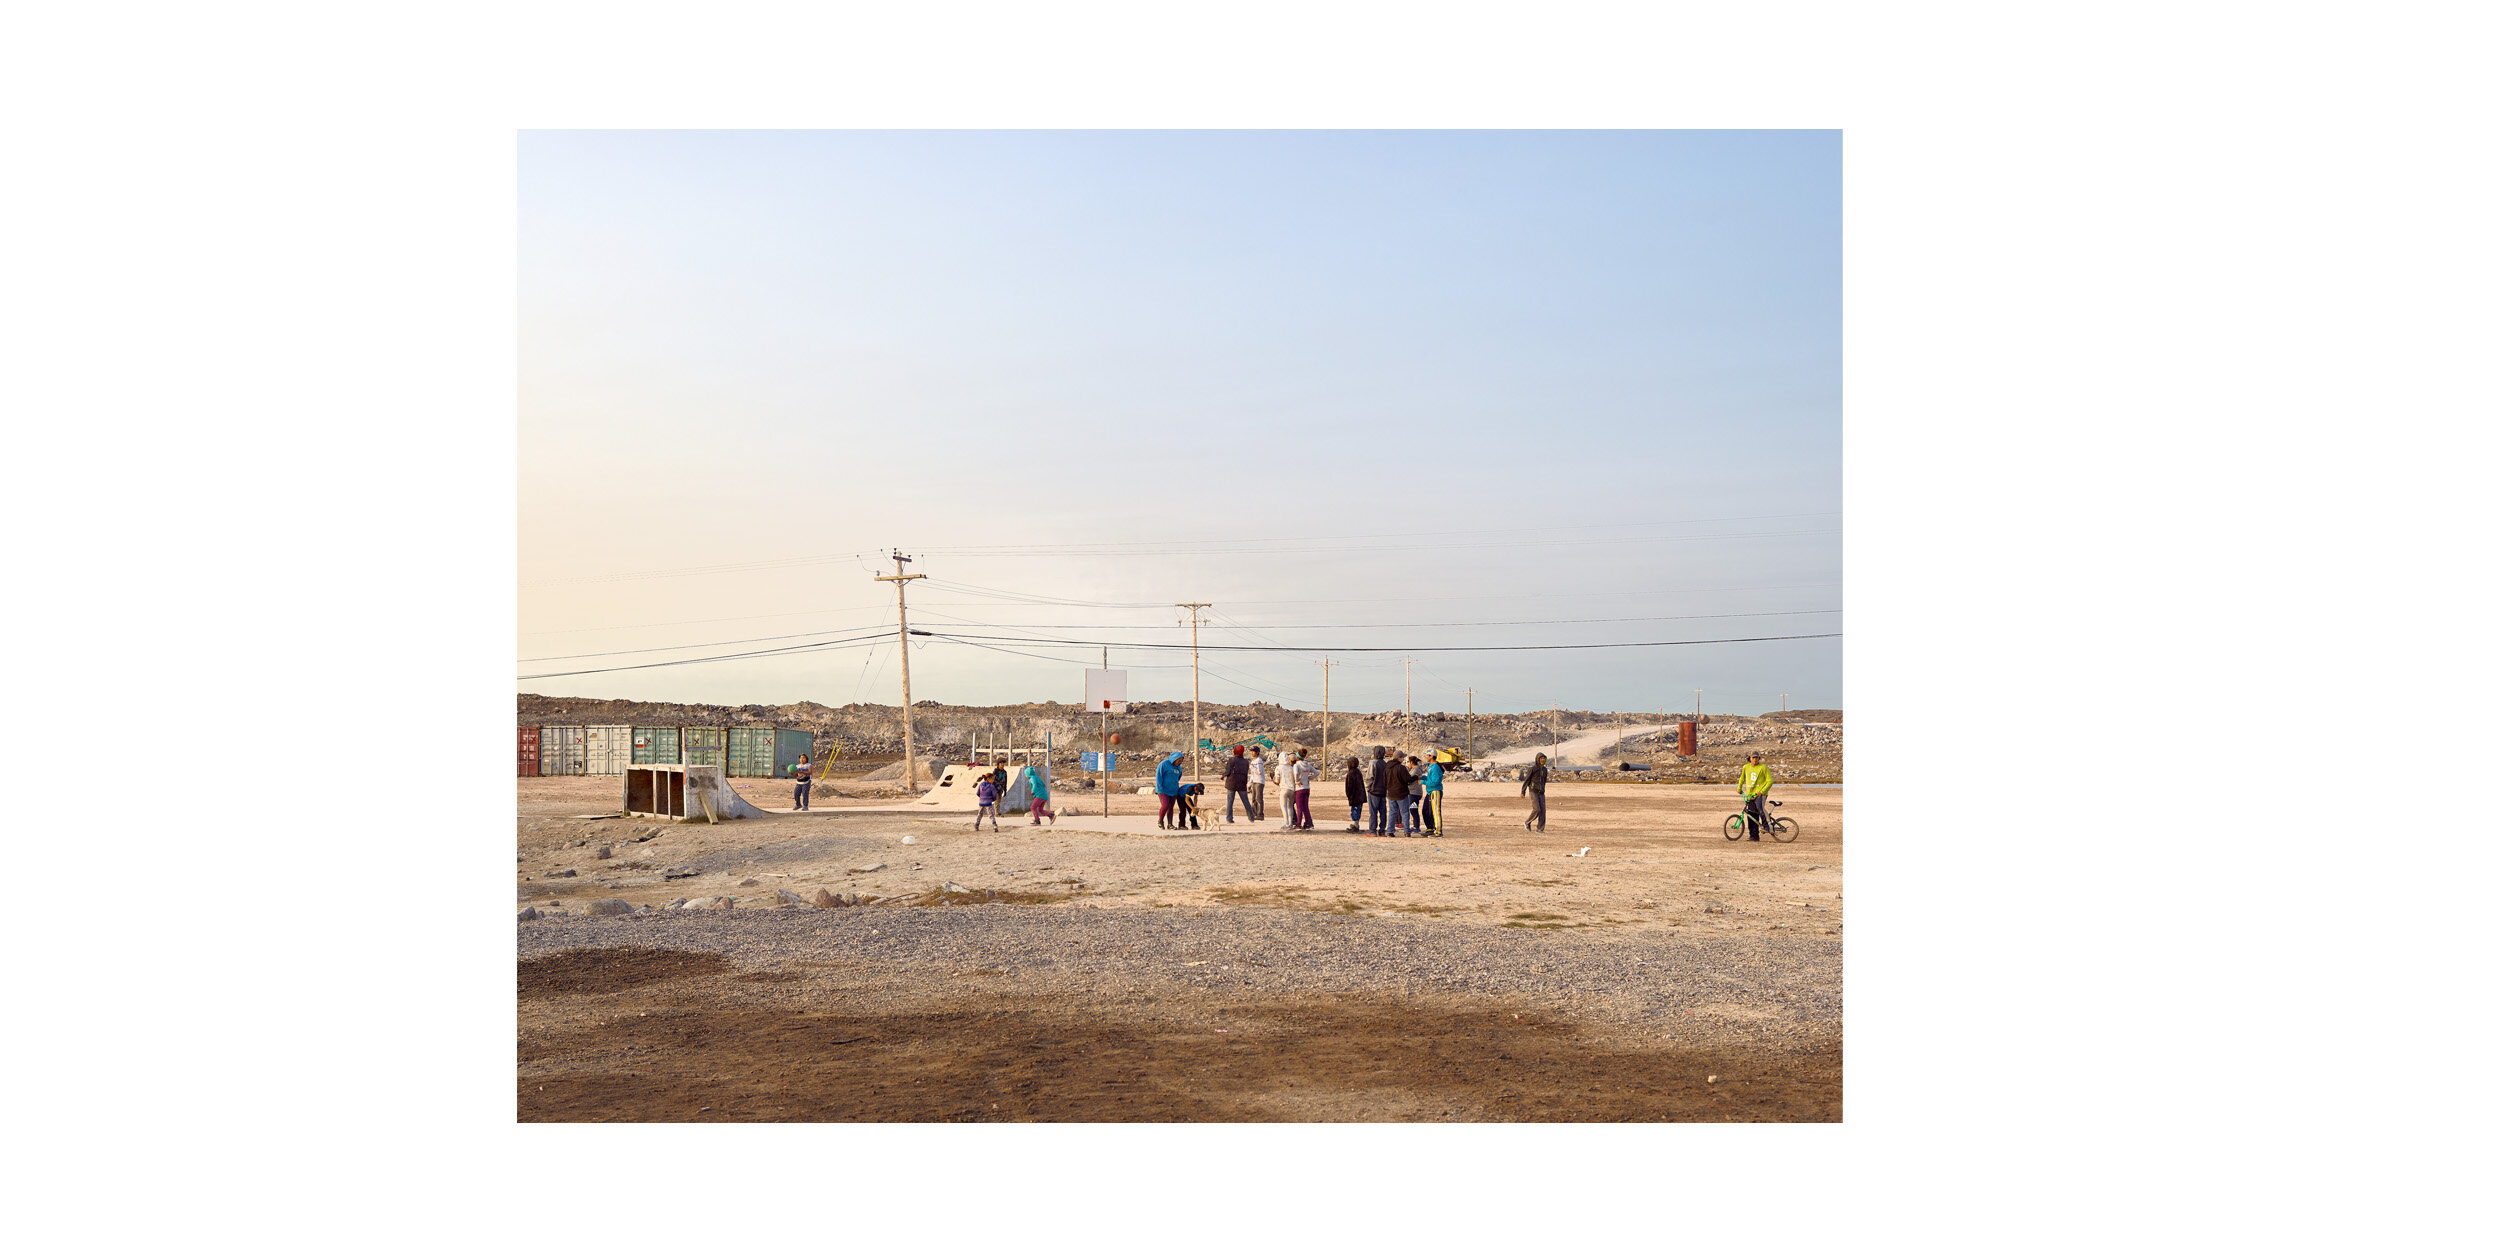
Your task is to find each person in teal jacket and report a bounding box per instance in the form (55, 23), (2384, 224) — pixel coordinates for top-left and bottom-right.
(1155, 751), (1185, 829)
(1022, 764), (1055, 825)
(1421, 755), (1445, 837)
(1737, 751), (1775, 840)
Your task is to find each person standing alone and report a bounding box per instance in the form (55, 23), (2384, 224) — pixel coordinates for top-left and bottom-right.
(1521, 752), (1549, 831)
(789, 752), (812, 811)
(1737, 750), (1775, 841)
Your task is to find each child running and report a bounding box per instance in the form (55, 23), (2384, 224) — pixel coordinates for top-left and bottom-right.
(972, 772), (1001, 830)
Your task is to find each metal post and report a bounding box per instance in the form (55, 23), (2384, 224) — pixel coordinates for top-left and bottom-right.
(874, 551), (926, 795)
(1316, 657), (1341, 776)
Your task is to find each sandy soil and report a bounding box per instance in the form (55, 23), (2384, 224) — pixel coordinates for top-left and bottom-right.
(516, 774), (1841, 1121)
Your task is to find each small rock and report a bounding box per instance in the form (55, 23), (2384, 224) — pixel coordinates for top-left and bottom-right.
(586, 897), (634, 916)
(545, 869), (577, 878)
(1706, 1075), (1719, 1084)
(517, 906), (541, 921)
(848, 863), (887, 874)
(811, 888), (839, 908)
(900, 836), (917, 845)
(738, 878), (761, 887)
(595, 846), (613, 859)
(777, 888), (806, 905)
(940, 881), (974, 894)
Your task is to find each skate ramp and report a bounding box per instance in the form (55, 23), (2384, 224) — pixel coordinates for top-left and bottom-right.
(912, 763), (1049, 814)
(624, 764), (769, 822)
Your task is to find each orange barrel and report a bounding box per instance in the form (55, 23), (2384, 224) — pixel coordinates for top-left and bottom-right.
(1678, 721), (1698, 756)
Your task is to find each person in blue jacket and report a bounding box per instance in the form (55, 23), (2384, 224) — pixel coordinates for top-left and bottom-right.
(1155, 750), (1185, 829)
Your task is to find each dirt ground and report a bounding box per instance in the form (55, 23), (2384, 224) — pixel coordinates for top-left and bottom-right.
(516, 774), (1841, 1122)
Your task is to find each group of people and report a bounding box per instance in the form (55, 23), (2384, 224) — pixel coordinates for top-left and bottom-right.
(1340, 745), (1446, 836)
(969, 760), (1055, 830)
(935, 739), (1783, 840)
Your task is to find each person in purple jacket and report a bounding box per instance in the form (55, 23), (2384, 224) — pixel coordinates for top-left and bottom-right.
(972, 772), (1001, 830)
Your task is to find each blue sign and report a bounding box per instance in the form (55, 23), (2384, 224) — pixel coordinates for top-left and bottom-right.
(1080, 751), (1118, 771)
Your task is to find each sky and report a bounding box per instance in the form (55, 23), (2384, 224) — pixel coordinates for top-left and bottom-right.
(519, 130), (1840, 716)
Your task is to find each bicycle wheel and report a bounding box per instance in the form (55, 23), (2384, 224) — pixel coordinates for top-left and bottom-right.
(1771, 816), (1800, 843)
(1723, 814), (1748, 841)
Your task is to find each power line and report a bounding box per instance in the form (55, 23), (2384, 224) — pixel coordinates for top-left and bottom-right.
(516, 634), (889, 681)
(519, 626), (891, 663)
(915, 629), (1841, 654)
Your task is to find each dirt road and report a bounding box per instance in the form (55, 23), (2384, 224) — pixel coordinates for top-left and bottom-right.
(1483, 723), (1668, 766)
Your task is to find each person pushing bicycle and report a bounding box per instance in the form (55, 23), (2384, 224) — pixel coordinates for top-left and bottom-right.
(1737, 750), (1775, 841)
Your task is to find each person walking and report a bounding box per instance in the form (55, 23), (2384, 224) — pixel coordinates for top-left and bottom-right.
(1223, 745), (1251, 823)
(972, 772), (1002, 830)
(1521, 752), (1549, 831)
(1343, 756), (1367, 832)
(789, 752), (813, 811)
(1420, 752), (1444, 836)
(1155, 750), (1185, 829)
(1022, 763), (1055, 825)
(1246, 745), (1268, 822)
(1737, 750), (1776, 841)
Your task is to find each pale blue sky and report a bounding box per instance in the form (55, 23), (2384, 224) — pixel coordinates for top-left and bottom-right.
(520, 130), (1840, 715)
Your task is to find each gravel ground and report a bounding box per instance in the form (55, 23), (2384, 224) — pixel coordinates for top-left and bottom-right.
(515, 904), (1840, 1050)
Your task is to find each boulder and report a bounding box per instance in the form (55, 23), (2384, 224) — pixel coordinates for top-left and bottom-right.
(682, 897), (716, 910)
(517, 906), (541, 921)
(810, 888), (839, 908)
(776, 888), (806, 905)
(586, 897), (634, 917)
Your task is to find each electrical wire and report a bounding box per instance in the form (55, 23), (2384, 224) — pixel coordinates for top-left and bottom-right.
(516, 635), (888, 681)
(916, 629), (1840, 654)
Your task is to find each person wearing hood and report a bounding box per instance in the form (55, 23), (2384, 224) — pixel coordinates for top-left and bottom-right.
(1342, 755), (1367, 832)
(1223, 744), (1251, 823)
(1155, 750), (1185, 829)
(1366, 746), (1394, 835)
(1521, 752), (1549, 831)
(1022, 763), (1054, 825)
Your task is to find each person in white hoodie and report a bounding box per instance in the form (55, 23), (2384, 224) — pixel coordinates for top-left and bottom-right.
(1246, 745), (1268, 823)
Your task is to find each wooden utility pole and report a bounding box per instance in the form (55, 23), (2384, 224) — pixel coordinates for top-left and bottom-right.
(1178, 603), (1210, 784)
(1399, 657), (1416, 719)
(1315, 657), (1342, 773)
(1783, 692), (1789, 713)
(874, 551), (927, 794)
(1463, 688), (1478, 758)
(1694, 688), (1703, 721)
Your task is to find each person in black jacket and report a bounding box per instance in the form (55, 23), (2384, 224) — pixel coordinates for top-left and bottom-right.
(1521, 753), (1549, 831)
(1223, 745), (1251, 823)
(1342, 756), (1366, 832)
(1375, 750), (1414, 836)
(1366, 746), (1392, 834)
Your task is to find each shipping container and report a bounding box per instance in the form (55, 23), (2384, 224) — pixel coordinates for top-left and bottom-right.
(727, 726), (776, 777)
(516, 726), (540, 777)
(539, 725), (587, 775)
(631, 725), (680, 766)
(680, 726), (726, 768)
(584, 725), (633, 775)
(773, 728), (816, 779)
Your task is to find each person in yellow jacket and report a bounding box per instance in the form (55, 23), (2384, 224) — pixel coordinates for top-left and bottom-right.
(1737, 751), (1775, 841)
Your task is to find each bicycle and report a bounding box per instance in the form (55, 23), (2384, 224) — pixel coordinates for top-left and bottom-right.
(1724, 798), (1799, 843)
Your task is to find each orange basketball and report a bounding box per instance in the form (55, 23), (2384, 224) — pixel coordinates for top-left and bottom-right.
(1109, 732), (1122, 746)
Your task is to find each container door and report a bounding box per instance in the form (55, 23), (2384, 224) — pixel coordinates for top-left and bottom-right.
(517, 727), (540, 776)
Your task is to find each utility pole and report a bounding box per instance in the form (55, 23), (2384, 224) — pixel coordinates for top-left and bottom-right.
(1400, 657), (1416, 719)
(874, 551), (927, 794)
(1315, 657), (1341, 774)
(1178, 603), (1210, 785)
(1549, 702), (1562, 758)
(1783, 692), (1789, 713)
(1463, 688), (1478, 758)
(1695, 688), (1703, 721)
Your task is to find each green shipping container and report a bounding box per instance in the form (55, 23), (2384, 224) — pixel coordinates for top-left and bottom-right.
(773, 728), (816, 778)
(681, 726), (726, 768)
(631, 725), (680, 766)
(727, 726), (776, 777)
